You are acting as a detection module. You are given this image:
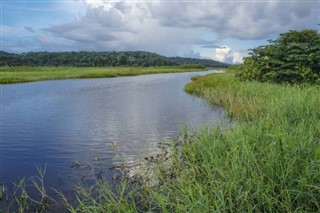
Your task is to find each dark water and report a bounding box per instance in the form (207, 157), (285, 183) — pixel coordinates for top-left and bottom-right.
(0, 70), (225, 193)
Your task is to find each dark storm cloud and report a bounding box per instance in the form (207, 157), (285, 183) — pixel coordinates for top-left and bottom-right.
(37, 0), (319, 55)
(45, 22), (117, 43)
(42, 2), (191, 54)
(149, 1), (319, 40)
(43, 5), (137, 51)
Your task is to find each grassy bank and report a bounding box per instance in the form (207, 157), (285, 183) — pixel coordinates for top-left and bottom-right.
(0, 66), (206, 84)
(181, 70), (320, 211)
(2, 69), (319, 212)
(57, 69), (320, 212)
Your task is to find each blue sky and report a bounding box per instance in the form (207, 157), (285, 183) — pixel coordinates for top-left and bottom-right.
(1, 0), (319, 63)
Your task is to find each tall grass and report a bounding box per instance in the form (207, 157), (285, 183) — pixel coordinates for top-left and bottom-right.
(1, 165), (56, 212)
(3, 69), (319, 212)
(61, 70), (320, 212)
(180, 71), (320, 211)
(0, 66), (207, 84)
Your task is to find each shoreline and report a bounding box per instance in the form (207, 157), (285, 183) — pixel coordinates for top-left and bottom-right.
(0, 66), (218, 84)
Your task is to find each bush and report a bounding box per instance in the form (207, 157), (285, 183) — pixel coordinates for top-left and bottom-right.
(237, 29), (320, 84)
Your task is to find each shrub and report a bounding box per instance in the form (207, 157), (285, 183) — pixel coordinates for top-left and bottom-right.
(237, 29), (320, 84)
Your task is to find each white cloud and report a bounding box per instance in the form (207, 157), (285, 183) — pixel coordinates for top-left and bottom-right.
(43, 2), (200, 55)
(45, 1), (318, 52)
(215, 47), (248, 64)
(232, 52), (243, 64)
(4, 0), (319, 56)
(215, 46), (231, 62)
(84, 0), (120, 8)
(85, 0), (109, 8)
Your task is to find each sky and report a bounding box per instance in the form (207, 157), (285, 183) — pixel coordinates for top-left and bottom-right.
(1, 0), (319, 64)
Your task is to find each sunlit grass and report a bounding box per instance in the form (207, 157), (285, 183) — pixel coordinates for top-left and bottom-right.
(0, 66), (207, 84)
(180, 69), (320, 211)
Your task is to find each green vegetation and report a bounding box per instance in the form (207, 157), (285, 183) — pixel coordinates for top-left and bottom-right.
(0, 51), (229, 68)
(171, 56), (229, 68)
(0, 66), (207, 84)
(54, 69), (319, 212)
(1, 166), (55, 212)
(182, 71), (320, 211)
(179, 63), (205, 69)
(2, 69), (319, 211)
(237, 29), (320, 84)
(2, 29), (319, 211)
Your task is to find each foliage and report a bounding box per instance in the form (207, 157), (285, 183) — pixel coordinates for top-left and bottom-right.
(171, 56), (228, 68)
(0, 51), (229, 68)
(179, 64), (205, 69)
(237, 29), (320, 84)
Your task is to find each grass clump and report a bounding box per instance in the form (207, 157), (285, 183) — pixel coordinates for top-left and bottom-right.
(59, 178), (140, 213)
(1, 166), (56, 212)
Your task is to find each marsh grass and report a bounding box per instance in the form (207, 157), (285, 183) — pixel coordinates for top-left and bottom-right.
(1, 165), (56, 212)
(0, 185), (9, 204)
(2, 69), (319, 212)
(0, 66), (206, 84)
(180, 70), (320, 211)
(66, 69), (319, 212)
(57, 176), (142, 212)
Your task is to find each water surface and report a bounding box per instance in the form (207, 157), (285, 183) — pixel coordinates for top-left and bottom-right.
(1, 71), (225, 192)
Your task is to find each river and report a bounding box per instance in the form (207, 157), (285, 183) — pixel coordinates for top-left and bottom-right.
(1, 70), (225, 194)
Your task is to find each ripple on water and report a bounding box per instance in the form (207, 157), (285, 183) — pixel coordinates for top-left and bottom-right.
(1, 70), (226, 193)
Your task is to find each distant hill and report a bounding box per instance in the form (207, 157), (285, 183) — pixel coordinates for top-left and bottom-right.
(0, 51), (229, 68)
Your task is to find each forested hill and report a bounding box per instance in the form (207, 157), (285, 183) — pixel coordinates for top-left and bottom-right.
(0, 51), (229, 68)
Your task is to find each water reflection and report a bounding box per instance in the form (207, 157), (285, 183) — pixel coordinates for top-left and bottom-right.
(1, 71), (225, 192)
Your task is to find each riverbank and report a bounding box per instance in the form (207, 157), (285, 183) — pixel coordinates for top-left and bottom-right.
(0, 66), (207, 84)
(183, 69), (320, 212)
(65, 68), (319, 212)
(2, 68), (319, 212)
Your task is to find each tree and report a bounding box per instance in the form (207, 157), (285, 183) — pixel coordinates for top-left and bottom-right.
(0, 51), (229, 68)
(237, 29), (320, 84)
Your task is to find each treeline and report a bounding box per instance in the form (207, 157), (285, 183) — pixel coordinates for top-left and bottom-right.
(237, 29), (320, 84)
(0, 51), (229, 68)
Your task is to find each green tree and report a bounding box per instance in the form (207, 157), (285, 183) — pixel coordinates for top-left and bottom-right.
(238, 29), (320, 84)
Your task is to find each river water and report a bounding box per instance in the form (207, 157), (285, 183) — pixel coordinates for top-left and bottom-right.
(1, 70), (225, 193)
